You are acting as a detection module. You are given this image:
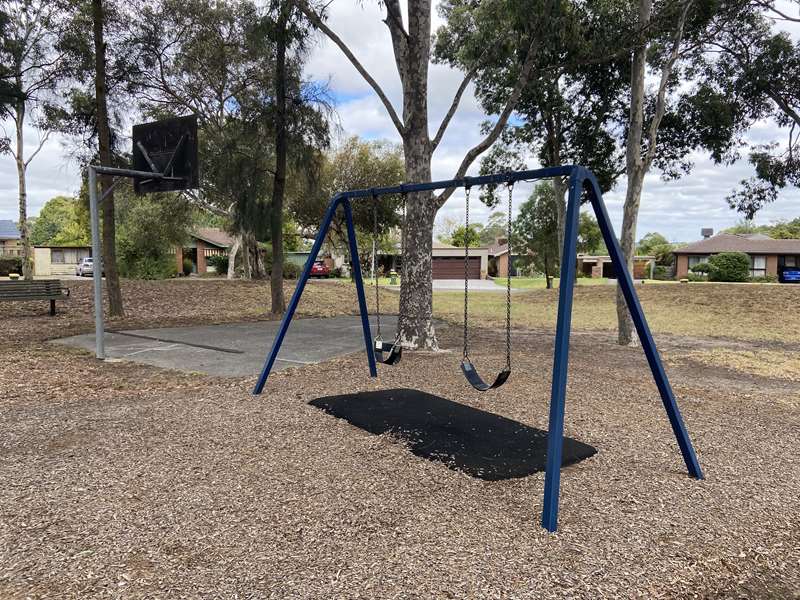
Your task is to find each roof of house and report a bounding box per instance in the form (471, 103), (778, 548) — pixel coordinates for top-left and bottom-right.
(192, 227), (233, 248)
(488, 242), (509, 257)
(577, 254), (655, 261)
(432, 240), (455, 249)
(0, 220), (20, 240)
(673, 233), (800, 255)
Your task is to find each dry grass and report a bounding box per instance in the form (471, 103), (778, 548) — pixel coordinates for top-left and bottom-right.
(680, 348), (800, 383)
(1, 279), (799, 598)
(434, 282), (800, 342)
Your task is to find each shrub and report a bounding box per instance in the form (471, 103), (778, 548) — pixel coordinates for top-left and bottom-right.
(686, 272), (707, 282)
(182, 258), (194, 276)
(707, 252), (750, 282)
(282, 261), (300, 279)
(749, 274), (778, 283)
(332, 267), (343, 278)
(654, 265), (673, 280)
(207, 254), (229, 275)
(689, 261), (710, 274)
(0, 257), (22, 276)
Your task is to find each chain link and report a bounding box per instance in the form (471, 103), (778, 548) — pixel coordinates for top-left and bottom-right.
(372, 192), (381, 341)
(463, 186), (470, 360)
(506, 182), (513, 370)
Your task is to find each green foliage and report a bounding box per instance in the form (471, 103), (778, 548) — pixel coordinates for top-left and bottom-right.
(637, 232), (675, 266)
(182, 258), (193, 276)
(30, 196), (89, 246)
(653, 265), (673, 280)
(707, 252), (750, 282)
(686, 272), (707, 282)
(478, 211), (508, 245)
(577, 213), (604, 255)
(450, 225), (481, 248)
(281, 261), (300, 279)
(206, 254), (229, 275)
(109, 183), (194, 280)
(724, 217), (800, 239)
(749, 274), (777, 283)
(690, 261), (710, 274)
(0, 256), (22, 276)
(512, 183), (559, 278)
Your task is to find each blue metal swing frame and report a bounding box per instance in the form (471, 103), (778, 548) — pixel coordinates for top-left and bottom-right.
(252, 165), (704, 532)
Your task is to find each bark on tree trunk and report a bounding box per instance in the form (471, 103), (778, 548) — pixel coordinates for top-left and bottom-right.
(552, 177), (566, 269)
(93, 0), (124, 317)
(14, 100), (33, 281)
(397, 136), (438, 350)
(227, 236), (240, 279)
(270, 2), (289, 315)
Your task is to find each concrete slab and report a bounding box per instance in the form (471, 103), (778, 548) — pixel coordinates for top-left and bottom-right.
(54, 316), (411, 378)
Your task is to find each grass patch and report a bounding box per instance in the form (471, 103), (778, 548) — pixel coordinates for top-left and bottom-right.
(681, 349), (800, 382)
(434, 283), (800, 342)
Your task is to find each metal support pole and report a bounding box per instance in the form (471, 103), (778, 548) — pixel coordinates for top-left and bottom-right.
(343, 199), (378, 378)
(252, 196), (344, 394)
(541, 169), (582, 532)
(585, 172), (703, 480)
(88, 166), (105, 360)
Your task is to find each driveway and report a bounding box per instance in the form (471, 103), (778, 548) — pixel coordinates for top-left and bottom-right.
(433, 279), (507, 291)
(54, 315), (432, 378)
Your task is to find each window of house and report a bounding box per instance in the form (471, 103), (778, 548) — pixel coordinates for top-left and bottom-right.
(780, 255), (797, 268)
(688, 255), (709, 270)
(51, 249), (64, 263)
(750, 255), (766, 278)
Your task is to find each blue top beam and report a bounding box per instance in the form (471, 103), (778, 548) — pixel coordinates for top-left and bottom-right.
(336, 165), (577, 201)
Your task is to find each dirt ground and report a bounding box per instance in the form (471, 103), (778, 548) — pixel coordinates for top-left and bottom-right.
(1, 279), (799, 598)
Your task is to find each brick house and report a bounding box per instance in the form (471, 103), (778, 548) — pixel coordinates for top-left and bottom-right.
(673, 232), (800, 282)
(576, 254), (655, 279)
(176, 228), (233, 274)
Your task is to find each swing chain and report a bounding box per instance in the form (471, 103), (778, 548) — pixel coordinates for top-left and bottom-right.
(506, 181), (513, 370)
(372, 191), (381, 341)
(463, 185), (471, 360)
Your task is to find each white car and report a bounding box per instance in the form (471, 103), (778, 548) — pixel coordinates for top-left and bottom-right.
(75, 257), (102, 277)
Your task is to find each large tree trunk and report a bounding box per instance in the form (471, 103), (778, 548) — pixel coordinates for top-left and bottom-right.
(93, 0), (124, 317)
(270, 1), (289, 315)
(14, 99), (33, 281)
(397, 137), (437, 350)
(616, 0), (651, 346)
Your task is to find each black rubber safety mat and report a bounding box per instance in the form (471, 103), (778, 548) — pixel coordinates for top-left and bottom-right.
(309, 388), (597, 481)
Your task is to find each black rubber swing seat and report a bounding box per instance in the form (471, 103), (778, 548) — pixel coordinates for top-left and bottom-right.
(375, 340), (402, 365)
(461, 359), (511, 391)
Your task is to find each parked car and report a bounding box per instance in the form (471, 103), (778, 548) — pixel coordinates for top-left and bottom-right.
(75, 257), (103, 277)
(310, 260), (331, 278)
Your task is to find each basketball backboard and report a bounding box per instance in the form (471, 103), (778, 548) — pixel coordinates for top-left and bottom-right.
(132, 115), (199, 194)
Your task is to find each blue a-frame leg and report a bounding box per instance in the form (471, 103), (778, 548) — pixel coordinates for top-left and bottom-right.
(541, 167), (703, 531)
(252, 166), (703, 533)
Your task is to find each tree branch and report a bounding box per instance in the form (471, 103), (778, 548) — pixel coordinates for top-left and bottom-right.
(643, 0), (693, 170)
(24, 129), (50, 167)
(435, 36), (541, 206)
(431, 64), (477, 152)
(296, 0), (405, 136)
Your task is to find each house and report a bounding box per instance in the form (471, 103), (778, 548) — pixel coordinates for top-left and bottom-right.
(487, 239), (520, 278)
(176, 228), (232, 274)
(431, 241), (489, 279)
(34, 245), (91, 276)
(577, 254), (655, 279)
(0, 220), (21, 256)
(673, 230), (800, 282)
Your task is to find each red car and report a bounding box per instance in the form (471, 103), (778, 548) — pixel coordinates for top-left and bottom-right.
(310, 260), (331, 278)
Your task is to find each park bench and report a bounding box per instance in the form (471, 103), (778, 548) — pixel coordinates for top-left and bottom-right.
(0, 279), (70, 316)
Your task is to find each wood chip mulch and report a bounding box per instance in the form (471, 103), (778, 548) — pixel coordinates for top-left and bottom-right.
(1, 280), (798, 598)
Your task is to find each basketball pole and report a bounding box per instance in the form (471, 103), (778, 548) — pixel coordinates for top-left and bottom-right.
(87, 165), (181, 360)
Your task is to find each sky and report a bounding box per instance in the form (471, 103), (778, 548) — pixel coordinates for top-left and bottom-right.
(1, 1), (798, 244)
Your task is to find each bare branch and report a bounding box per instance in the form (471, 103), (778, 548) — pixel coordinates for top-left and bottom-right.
(435, 36), (541, 206)
(750, 0), (800, 22)
(643, 0), (693, 169)
(431, 65), (477, 152)
(296, 0), (405, 136)
(24, 129), (51, 167)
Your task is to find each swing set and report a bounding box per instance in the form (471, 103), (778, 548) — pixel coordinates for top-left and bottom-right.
(252, 165), (704, 532)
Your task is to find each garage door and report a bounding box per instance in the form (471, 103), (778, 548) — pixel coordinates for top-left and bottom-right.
(432, 256), (480, 279)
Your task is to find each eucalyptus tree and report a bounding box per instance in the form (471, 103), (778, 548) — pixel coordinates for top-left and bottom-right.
(440, 0), (630, 266)
(134, 0), (329, 294)
(296, 0), (551, 350)
(0, 0), (69, 280)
